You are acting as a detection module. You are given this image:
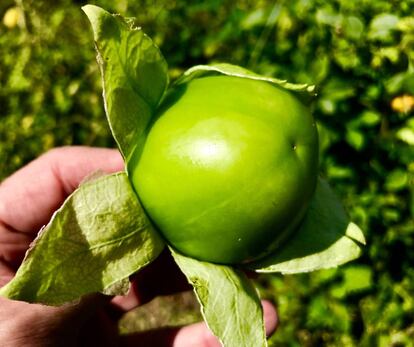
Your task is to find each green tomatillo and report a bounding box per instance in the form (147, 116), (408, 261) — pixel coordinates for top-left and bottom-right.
(129, 75), (319, 264)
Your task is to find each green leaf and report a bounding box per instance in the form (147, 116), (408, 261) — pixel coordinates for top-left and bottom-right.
(397, 16), (414, 32)
(346, 128), (365, 151)
(250, 179), (365, 274)
(385, 170), (408, 191)
(82, 5), (169, 162)
(171, 249), (267, 347)
(326, 165), (354, 180)
(0, 173), (165, 305)
(315, 8), (342, 27)
(397, 128), (414, 145)
(330, 265), (373, 299)
(307, 295), (350, 331)
(321, 78), (356, 101)
(241, 8), (268, 29)
(358, 110), (381, 126)
(175, 63), (316, 102)
(368, 14), (399, 42)
(343, 16), (364, 40)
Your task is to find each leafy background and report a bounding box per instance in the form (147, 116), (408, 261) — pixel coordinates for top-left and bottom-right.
(1, 0), (413, 345)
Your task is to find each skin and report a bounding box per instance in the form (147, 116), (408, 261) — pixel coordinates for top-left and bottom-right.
(130, 76), (319, 264)
(0, 146), (277, 346)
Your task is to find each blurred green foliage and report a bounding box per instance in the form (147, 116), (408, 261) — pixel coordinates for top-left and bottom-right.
(1, 0), (413, 345)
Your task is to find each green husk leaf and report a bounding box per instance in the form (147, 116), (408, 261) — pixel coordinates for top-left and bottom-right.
(171, 248), (267, 347)
(82, 5), (169, 162)
(0, 173), (165, 305)
(251, 178), (365, 274)
(176, 63), (316, 102)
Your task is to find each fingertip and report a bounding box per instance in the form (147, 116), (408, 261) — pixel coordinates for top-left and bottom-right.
(110, 283), (141, 312)
(121, 321), (220, 347)
(172, 321), (221, 347)
(261, 299), (278, 337)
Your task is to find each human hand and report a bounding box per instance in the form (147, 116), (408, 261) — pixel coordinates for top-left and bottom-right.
(0, 146), (278, 346)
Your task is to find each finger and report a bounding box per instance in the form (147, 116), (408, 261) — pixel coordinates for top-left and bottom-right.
(171, 322), (221, 347)
(119, 299), (277, 346)
(0, 146), (124, 233)
(111, 250), (191, 312)
(120, 322), (221, 347)
(262, 299), (278, 337)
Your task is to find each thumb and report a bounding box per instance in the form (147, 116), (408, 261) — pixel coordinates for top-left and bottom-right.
(0, 146), (124, 234)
